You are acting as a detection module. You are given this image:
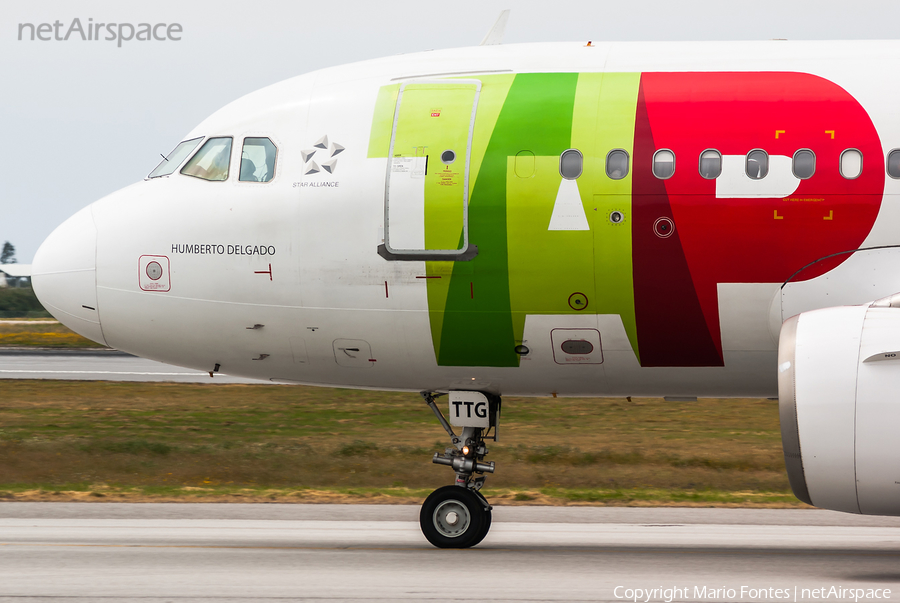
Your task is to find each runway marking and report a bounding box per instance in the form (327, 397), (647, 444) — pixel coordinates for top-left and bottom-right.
(1, 543), (899, 556)
(0, 596), (601, 602)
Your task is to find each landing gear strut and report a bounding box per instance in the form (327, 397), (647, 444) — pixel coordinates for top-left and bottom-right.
(419, 391), (500, 548)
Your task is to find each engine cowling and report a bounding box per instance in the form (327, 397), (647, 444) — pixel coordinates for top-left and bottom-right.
(779, 304), (900, 515)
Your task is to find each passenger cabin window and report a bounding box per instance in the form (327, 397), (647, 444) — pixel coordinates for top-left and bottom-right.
(148, 138), (202, 178)
(840, 149), (863, 179)
(746, 150), (769, 180)
(606, 149), (629, 180)
(181, 137), (233, 181)
(240, 137), (277, 182)
(559, 149), (583, 179)
(653, 149), (675, 179)
(888, 149), (900, 179)
(699, 149), (722, 179)
(792, 149), (816, 179)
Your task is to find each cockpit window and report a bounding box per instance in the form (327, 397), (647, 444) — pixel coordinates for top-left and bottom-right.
(181, 137), (233, 181)
(148, 137), (202, 178)
(239, 137), (277, 182)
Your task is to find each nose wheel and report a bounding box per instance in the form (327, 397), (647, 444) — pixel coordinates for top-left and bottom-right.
(419, 392), (499, 548)
(420, 486), (492, 548)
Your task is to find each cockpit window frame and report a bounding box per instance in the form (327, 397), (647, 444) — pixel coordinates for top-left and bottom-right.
(180, 136), (234, 182)
(147, 137), (204, 179)
(238, 136), (279, 183)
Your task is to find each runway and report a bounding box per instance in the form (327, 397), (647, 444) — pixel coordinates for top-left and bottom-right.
(0, 348), (265, 384)
(0, 504), (897, 602)
(2, 348), (899, 601)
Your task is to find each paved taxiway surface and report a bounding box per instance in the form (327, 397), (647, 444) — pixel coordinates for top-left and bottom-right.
(0, 349), (264, 383)
(0, 504), (898, 602)
(2, 351), (899, 600)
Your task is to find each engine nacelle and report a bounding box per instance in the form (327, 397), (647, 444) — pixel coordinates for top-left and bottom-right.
(779, 304), (900, 515)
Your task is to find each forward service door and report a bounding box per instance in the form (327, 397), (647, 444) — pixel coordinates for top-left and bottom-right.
(382, 80), (480, 260)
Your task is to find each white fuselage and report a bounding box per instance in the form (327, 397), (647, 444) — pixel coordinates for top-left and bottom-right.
(32, 40), (900, 397)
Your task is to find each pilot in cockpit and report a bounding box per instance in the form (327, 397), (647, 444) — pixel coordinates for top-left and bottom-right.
(240, 157), (258, 182)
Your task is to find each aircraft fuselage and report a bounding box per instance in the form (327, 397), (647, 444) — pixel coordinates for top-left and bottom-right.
(33, 40), (900, 397)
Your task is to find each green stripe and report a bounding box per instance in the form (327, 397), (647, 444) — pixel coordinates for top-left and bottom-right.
(436, 73), (579, 367)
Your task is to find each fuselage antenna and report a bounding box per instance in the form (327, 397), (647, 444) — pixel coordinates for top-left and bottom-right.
(480, 9), (510, 46)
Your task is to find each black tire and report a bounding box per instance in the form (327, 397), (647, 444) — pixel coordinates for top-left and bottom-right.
(420, 485), (489, 548)
(470, 505), (492, 547)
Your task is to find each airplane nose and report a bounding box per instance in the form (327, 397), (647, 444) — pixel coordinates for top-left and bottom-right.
(32, 205), (107, 346)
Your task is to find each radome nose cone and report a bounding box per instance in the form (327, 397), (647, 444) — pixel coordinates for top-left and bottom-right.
(32, 205), (107, 346)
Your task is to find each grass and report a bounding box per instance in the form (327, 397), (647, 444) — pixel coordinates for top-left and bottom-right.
(0, 380), (802, 506)
(0, 484), (800, 506)
(0, 321), (101, 348)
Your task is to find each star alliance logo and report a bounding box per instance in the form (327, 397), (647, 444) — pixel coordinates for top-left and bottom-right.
(302, 135), (344, 176)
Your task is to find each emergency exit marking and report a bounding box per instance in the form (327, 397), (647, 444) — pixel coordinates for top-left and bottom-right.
(824, 210), (834, 220)
(825, 130), (835, 139)
(775, 130), (785, 139)
(774, 210), (784, 220)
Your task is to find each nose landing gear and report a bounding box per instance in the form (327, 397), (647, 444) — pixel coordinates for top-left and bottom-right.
(419, 391), (499, 548)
